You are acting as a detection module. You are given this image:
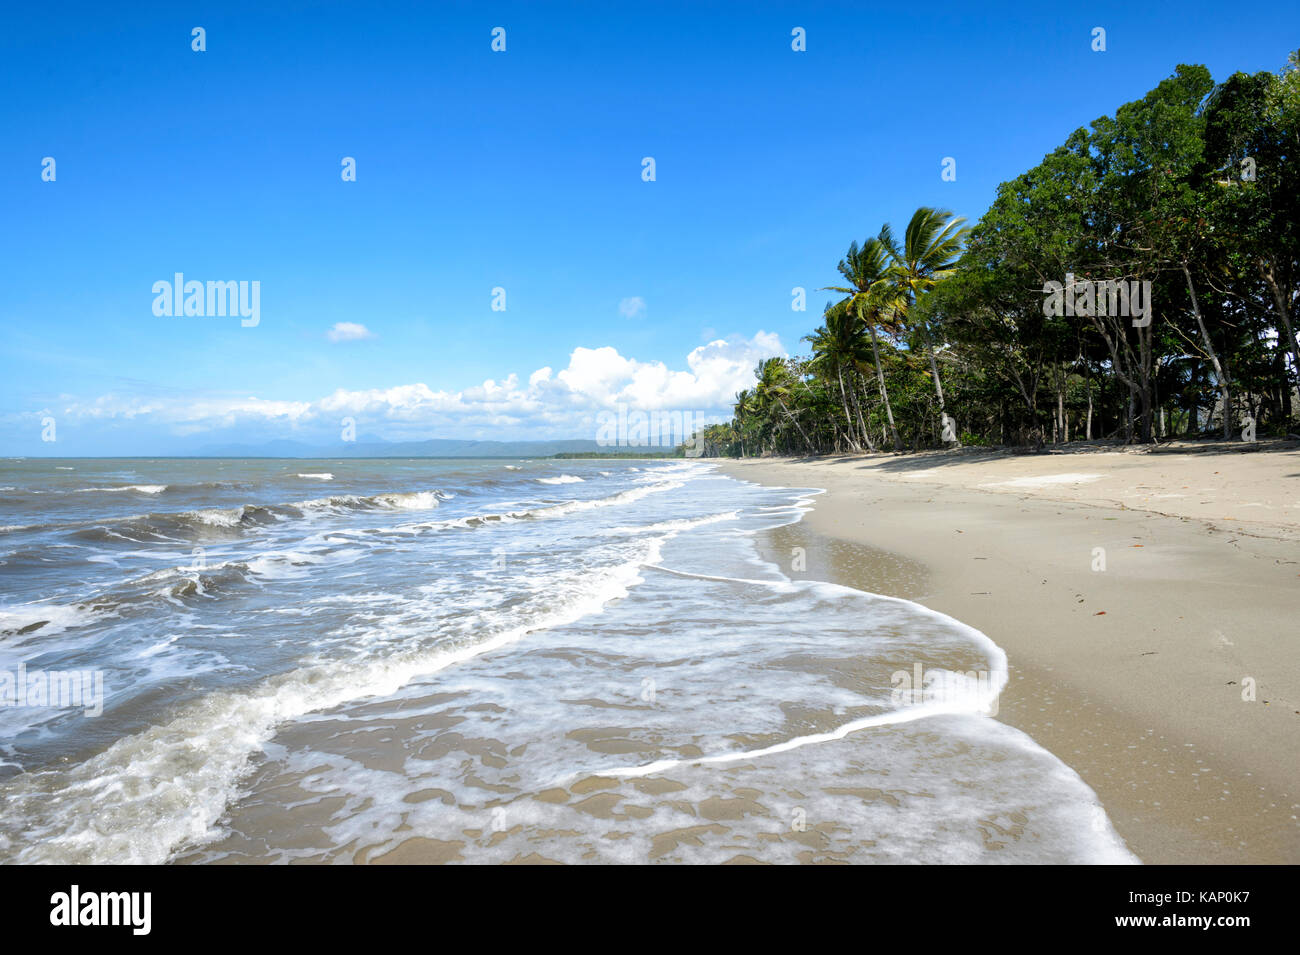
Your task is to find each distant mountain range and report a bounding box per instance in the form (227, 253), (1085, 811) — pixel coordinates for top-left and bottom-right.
(191, 437), (677, 458)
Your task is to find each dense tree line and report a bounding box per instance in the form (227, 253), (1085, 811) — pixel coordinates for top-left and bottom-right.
(696, 53), (1300, 457)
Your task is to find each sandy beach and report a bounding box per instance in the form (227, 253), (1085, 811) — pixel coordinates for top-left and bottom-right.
(721, 441), (1300, 865)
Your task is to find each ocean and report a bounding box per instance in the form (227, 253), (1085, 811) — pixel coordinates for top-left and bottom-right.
(0, 457), (1136, 864)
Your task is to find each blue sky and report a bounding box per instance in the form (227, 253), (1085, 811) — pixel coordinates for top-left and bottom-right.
(3, 0), (1297, 454)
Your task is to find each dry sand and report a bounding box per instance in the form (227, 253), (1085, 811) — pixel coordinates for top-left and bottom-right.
(720, 440), (1300, 864)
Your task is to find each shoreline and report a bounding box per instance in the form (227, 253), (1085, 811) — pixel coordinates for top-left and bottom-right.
(720, 446), (1300, 864)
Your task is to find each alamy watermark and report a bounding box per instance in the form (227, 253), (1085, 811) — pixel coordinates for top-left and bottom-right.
(1, 663), (104, 717)
(891, 662), (998, 717)
(152, 273), (260, 327)
(595, 403), (707, 456)
(1042, 273), (1152, 327)
(50, 885), (150, 935)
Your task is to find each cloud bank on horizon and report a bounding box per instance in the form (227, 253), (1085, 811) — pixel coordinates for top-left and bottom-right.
(7, 332), (784, 454)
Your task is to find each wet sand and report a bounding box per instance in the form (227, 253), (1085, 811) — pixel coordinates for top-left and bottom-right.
(722, 441), (1300, 864)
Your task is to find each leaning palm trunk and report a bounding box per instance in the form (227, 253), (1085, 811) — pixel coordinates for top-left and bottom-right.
(835, 365), (861, 452)
(924, 327), (959, 447)
(1182, 261), (1232, 439)
(849, 373), (875, 451)
(865, 320), (902, 451)
(928, 344), (946, 410)
(775, 396), (813, 451)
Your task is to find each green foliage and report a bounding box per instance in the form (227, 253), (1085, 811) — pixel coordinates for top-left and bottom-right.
(706, 52), (1299, 456)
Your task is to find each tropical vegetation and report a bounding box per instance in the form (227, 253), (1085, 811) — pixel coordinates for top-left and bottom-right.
(693, 53), (1300, 457)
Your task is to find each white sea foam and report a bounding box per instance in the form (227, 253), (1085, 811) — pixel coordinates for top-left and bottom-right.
(213, 513), (1136, 865)
(296, 473), (334, 481)
(75, 485), (168, 494)
(603, 510), (740, 536)
(0, 602), (109, 637)
(293, 489), (445, 513)
(136, 634), (181, 657)
(187, 507), (246, 527)
(0, 538), (660, 864)
(0, 457), (1136, 866)
(531, 480), (684, 518)
(537, 475), (584, 485)
(295, 494), (364, 512)
(373, 490), (444, 509)
(392, 480), (684, 535)
(245, 548), (366, 580)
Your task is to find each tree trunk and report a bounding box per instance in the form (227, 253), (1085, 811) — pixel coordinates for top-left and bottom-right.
(865, 319), (902, 451)
(1056, 374), (1065, 444)
(1137, 324), (1154, 443)
(835, 365), (860, 452)
(1137, 378), (1154, 444)
(848, 372), (875, 451)
(1260, 259), (1300, 402)
(776, 396), (813, 451)
(1182, 261), (1232, 439)
(926, 327), (959, 447)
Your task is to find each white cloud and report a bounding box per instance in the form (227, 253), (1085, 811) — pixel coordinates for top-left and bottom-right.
(326, 322), (375, 343)
(618, 297), (646, 319)
(557, 346), (637, 402)
(30, 332), (786, 444)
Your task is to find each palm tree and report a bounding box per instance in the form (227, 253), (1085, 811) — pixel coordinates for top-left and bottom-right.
(824, 238), (904, 451)
(878, 207), (969, 444)
(752, 357), (813, 452)
(804, 300), (874, 451)
(732, 389), (753, 456)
